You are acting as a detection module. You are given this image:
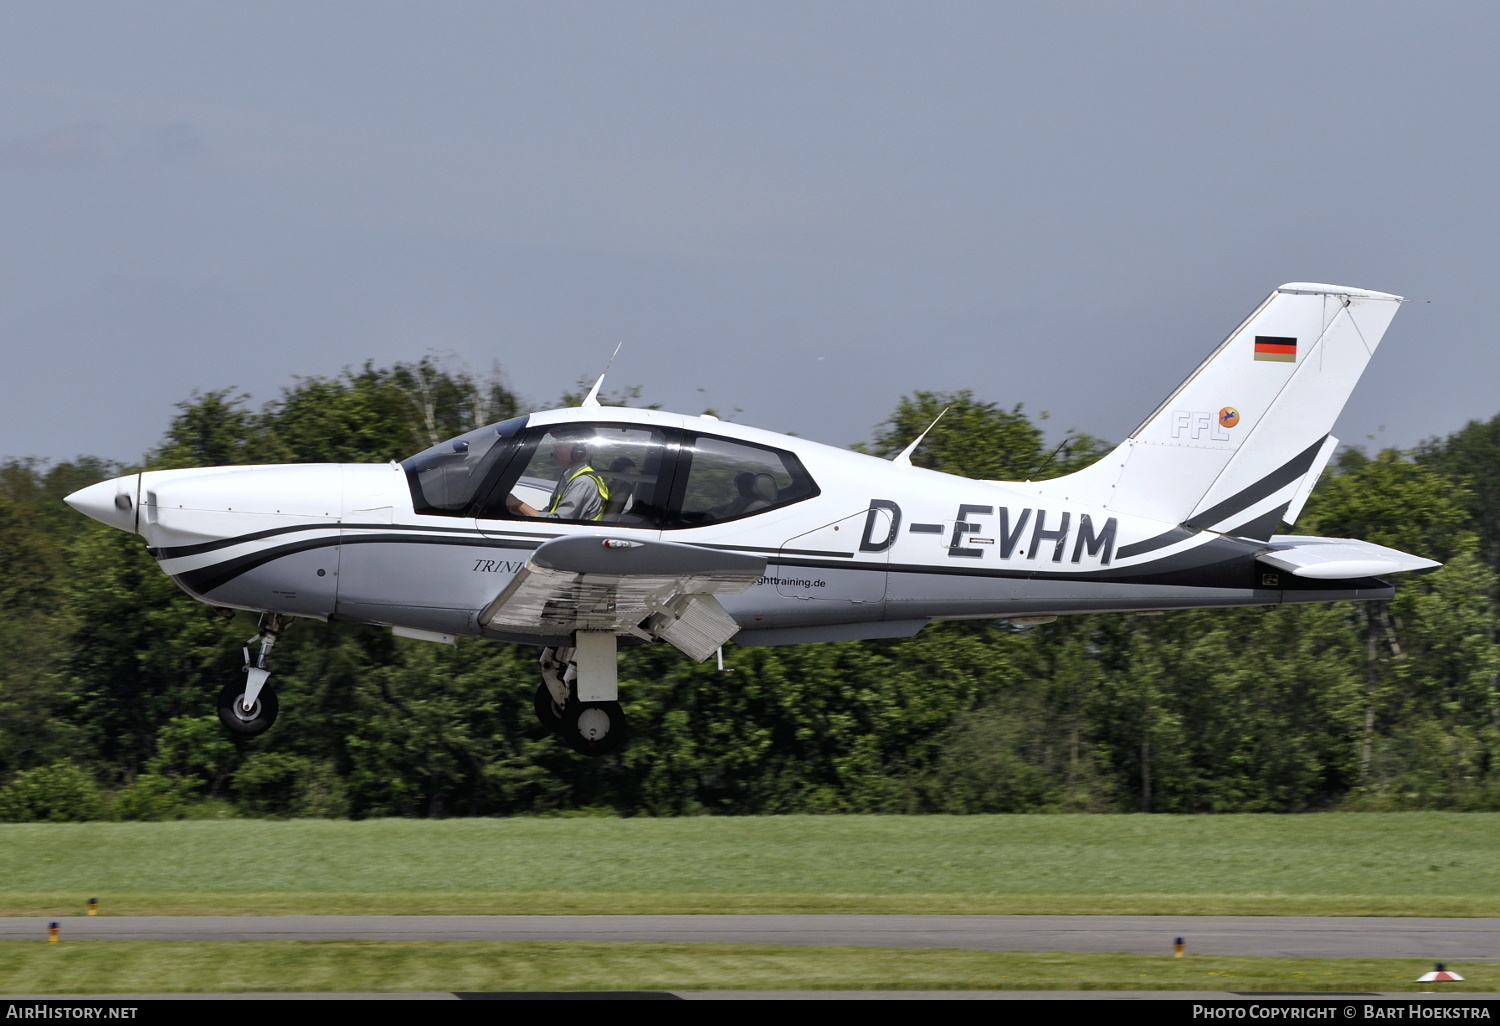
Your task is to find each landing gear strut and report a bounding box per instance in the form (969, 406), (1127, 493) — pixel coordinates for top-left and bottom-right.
(534, 648), (569, 733)
(535, 635), (629, 756)
(218, 613), (284, 737)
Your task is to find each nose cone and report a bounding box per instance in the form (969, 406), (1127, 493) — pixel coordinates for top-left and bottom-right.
(64, 475), (141, 534)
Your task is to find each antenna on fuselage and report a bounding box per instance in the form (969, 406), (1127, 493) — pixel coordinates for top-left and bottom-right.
(580, 342), (624, 408)
(891, 407), (949, 467)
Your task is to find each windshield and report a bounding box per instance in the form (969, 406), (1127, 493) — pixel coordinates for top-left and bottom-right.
(402, 415), (528, 515)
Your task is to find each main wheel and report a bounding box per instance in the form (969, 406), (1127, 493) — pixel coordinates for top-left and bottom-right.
(533, 681), (566, 733)
(217, 679), (280, 737)
(559, 700), (629, 756)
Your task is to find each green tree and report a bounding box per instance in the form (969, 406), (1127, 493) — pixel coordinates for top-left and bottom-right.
(865, 390), (1108, 481)
(1301, 449), (1480, 800)
(1301, 449), (1471, 561)
(151, 389), (257, 469)
(0, 760), (101, 822)
(61, 523), (244, 781)
(0, 459), (116, 778)
(1415, 414), (1500, 571)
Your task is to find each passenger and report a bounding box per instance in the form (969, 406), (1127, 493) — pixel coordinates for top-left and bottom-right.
(721, 472), (758, 517)
(602, 457), (639, 519)
(742, 473), (778, 514)
(507, 436), (610, 521)
(721, 472), (778, 518)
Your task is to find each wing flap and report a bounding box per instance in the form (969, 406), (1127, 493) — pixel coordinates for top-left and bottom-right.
(479, 536), (767, 643)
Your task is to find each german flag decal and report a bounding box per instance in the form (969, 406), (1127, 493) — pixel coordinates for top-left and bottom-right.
(1254, 335), (1297, 363)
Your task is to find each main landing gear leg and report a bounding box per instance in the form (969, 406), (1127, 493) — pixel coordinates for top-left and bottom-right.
(534, 646), (571, 733)
(218, 613), (284, 737)
(534, 634), (629, 756)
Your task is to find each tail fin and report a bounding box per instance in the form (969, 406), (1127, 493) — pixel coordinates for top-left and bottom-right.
(1043, 283), (1402, 539)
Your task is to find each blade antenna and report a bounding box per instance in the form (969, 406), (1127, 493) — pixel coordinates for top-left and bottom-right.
(892, 407), (949, 467)
(580, 341), (624, 408)
(1027, 435), (1076, 481)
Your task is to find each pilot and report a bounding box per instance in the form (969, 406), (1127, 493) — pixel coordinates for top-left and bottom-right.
(507, 435), (610, 521)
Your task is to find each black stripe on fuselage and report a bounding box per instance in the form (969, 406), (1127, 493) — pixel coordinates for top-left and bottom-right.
(154, 521), (855, 564)
(774, 533), (1267, 586)
(164, 526), (851, 595)
(172, 533), (541, 596)
(1113, 439), (1325, 558)
(710, 543), (854, 558)
(1222, 502), (1292, 543)
(150, 520), (562, 560)
(170, 522), (1269, 598)
(1115, 524), (1199, 560)
(1182, 436), (1326, 536)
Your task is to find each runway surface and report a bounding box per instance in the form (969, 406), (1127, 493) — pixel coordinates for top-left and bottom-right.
(4, 915), (1499, 959)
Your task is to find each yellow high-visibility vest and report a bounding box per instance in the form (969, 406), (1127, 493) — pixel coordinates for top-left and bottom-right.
(545, 464), (610, 521)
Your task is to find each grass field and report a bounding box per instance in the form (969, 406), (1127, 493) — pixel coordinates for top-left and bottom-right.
(1, 813), (1498, 917)
(1, 941), (1495, 994)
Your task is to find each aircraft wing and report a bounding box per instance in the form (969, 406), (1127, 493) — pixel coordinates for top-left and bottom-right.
(1259, 535), (1442, 580)
(479, 535), (767, 660)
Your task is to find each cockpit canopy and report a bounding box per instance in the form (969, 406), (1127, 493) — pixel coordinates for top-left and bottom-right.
(401, 414), (819, 527)
(401, 415), (529, 514)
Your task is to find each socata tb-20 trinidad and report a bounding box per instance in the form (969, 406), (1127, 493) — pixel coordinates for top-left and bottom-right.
(65, 283), (1437, 755)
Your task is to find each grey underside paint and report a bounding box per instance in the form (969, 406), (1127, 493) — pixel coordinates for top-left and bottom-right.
(334, 537), (512, 635)
(734, 619), (930, 646)
(173, 547), (339, 620)
(531, 534), (767, 577)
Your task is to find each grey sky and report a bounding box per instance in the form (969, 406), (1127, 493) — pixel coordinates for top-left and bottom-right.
(2, 1), (1496, 465)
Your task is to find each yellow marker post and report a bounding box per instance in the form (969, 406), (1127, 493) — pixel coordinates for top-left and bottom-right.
(1173, 936), (1185, 958)
(87, 898), (97, 916)
(48, 922), (59, 944)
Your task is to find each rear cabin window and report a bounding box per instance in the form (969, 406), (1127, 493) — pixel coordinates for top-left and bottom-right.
(669, 434), (817, 527)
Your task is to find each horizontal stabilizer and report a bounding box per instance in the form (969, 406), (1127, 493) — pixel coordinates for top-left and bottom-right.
(1260, 535), (1441, 580)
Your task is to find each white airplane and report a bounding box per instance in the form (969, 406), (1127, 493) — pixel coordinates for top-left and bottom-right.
(65, 283), (1438, 756)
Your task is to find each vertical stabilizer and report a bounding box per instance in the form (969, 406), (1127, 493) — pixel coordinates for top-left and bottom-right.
(1041, 283), (1401, 538)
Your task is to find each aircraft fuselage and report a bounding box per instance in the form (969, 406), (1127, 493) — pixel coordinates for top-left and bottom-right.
(82, 406), (1392, 651)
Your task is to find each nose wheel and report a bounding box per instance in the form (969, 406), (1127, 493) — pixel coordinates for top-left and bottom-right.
(217, 679), (279, 736)
(218, 613), (285, 737)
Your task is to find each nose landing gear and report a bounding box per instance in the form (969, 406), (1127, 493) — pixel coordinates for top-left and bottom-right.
(217, 614), (284, 737)
(535, 637), (629, 756)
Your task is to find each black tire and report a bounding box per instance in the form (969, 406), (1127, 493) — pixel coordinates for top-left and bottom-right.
(217, 679), (279, 737)
(559, 700), (629, 757)
(533, 681), (566, 733)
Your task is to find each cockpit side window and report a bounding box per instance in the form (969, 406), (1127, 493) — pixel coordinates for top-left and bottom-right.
(402, 416), (529, 517)
(667, 433), (818, 527)
(474, 423), (675, 526)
